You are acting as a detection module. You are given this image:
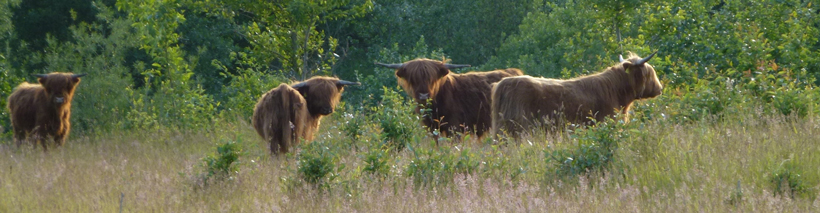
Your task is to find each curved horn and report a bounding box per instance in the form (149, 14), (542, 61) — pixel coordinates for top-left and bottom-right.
(444, 63), (471, 69)
(32, 74), (48, 78)
(291, 82), (307, 88)
(375, 62), (404, 69)
(619, 55), (626, 63)
(636, 51), (658, 66)
(336, 80), (361, 86)
(71, 73), (88, 78)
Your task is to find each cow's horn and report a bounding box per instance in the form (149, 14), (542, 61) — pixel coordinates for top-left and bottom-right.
(32, 74), (48, 78)
(337, 80), (361, 86)
(71, 73), (88, 78)
(444, 63), (471, 69)
(375, 62), (404, 69)
(291, 82), (308, 88)
(619, 55), (626, 63)
(636, 51), (658, 66)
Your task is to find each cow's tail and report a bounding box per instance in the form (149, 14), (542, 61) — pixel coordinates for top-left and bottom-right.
(252, 89), (273, 151)
(277, 85), (295, 154)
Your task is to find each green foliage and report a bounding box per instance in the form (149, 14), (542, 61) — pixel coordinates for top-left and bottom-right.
(201, 139), (243, 182)
(361, 148), (390, 177)
(40, 4), (137, 133)
(216, 54), (286, 120)
(117, 0), (218, 129)
(546, 119), (627, 178)
(375, 86), (419, 151)
(334, 0), (534, 77)
(486, 1), (611, 77)
(202, 0), (373, 80)
(405, 144), (480, 186)
(339, 107), (367, 140)
(175, 8), (242, 95)
(769, 158), (816, 200)
(297, 140), (342, 188)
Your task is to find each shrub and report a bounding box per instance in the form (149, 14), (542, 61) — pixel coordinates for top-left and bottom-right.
(375, 86), (420, 151)
(339, 107), (368, 140)
(297, 140), (342, 188)
(405, 143), (480, 186)
(201, 139), (243, 183)
(361, 148), (390, 177)
(769, 159), (816, 199)
(546, 119), (627, 178)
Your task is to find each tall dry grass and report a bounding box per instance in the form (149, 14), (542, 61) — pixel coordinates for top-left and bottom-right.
(1, 112), (819, 212)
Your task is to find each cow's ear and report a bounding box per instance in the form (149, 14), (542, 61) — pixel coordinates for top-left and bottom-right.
(38, 77), (46, 85)
(622, 62), (634, 73)
(395, 69), (405, 78)
(291, 83), (309, 97)
(438, 66), (450, 78)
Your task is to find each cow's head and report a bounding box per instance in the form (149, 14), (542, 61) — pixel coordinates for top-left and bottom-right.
(291, 76), (360, 116)
(620, 52), (662, 99)
(376, 59), (470, 104)
(34, 72), (87, 106)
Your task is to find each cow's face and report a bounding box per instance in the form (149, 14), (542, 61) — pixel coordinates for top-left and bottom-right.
(395, 60), (449, 105)
(641, 64), (663, 98)
(293, 77), (358, 116)
(37, 73), (83, 106)
(625, 62), (663, 99)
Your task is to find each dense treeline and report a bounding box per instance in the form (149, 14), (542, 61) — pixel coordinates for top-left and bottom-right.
(0, 0), (818, 135)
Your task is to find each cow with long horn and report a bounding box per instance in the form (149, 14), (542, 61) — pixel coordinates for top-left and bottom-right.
(252, 76), (360, 154)
(375, 58), (524, 139)
(491, 52), (662, 139)
(7, 72), (88, 151)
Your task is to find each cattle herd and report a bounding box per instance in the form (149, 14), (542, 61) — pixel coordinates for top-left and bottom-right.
(5, 52), (662, 154)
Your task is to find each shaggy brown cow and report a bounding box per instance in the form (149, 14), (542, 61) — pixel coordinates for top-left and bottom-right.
(376, 58), (524, 138)
(490, 52), (662, 139)
(252, 76), (359, 154)
(7, 72), (87, 150)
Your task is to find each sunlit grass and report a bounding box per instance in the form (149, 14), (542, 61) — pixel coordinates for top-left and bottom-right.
(1, 111), (819, 212)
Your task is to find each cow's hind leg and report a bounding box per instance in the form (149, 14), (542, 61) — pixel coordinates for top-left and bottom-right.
(278, 141), (289, 154)
(13, 130), (27, 149)
(55, 132), (67, 147)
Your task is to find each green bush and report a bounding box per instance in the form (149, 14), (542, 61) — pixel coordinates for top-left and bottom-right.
(297, 140), (342, 188)
(201, 139), (243, 183)
(375, 86), (421, 151)
(405, 144), (480, 186)
(361, 148), (390, 177)
(769, 159), (816, 200)
(339, 106), (368, 141)
(546, 119), (627, 178)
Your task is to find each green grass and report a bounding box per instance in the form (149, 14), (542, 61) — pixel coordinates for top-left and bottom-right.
(1, 111), (819, 212)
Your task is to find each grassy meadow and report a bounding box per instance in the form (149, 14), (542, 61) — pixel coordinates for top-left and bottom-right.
(2, 106), (819, 212)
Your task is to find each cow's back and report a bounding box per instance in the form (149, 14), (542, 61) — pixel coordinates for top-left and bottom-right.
(491, 75), (571, 139)
(432, 68), (523, 137)
(252, 84), (309, 153)
(7, 83), (45, 132)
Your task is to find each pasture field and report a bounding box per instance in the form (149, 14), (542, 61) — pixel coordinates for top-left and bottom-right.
(1, 0), (819, 212)
(2, 110), (818, 212)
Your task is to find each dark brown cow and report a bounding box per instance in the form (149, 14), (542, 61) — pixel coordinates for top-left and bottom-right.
(252, 76), (359, 154)
(491, 52), (662, 139)
(376, 58), (524, 138)
(7, 72), (87, 150)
